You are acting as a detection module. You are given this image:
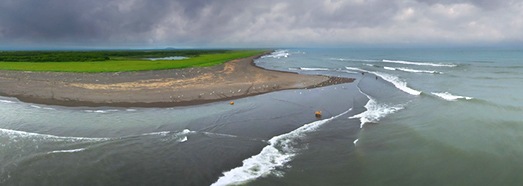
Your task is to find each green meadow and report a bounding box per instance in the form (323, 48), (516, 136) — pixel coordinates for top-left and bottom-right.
(0, 50), (265, 72)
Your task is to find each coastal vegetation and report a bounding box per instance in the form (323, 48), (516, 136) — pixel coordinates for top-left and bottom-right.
(0, 50), (265, 72)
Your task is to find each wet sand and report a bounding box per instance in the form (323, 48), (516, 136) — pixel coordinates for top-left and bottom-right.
(0, 53), (353, 107)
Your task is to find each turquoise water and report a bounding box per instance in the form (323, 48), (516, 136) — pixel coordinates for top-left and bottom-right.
(253, 48), (523, 185)
(1, 48), (523, 185)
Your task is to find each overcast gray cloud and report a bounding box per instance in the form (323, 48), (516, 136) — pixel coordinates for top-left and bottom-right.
(1, 0), (522, 47)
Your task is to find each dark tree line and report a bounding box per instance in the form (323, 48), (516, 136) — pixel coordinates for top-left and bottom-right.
(0, 49), (229, 62)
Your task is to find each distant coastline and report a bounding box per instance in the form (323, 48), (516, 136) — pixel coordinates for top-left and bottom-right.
(0, 52), (353, 107)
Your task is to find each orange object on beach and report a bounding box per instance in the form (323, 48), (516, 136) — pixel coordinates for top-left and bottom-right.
(315, 111), (322, 118)
(230, 101), (235, 105)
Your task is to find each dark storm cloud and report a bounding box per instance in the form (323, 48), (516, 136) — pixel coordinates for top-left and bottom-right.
(0, 0), (175, 42)
(0, 0), (522, 47)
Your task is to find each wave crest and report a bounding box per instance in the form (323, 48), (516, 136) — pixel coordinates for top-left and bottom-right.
(299, 67), (330, 71)
(432, 92), (473, 101)
(345, 67), (422, 95)
(262, 50), (290, 59)
(350, 97), (403, 128)
(211, 109), (352, 186)
(383, 66), (442, 74)
(382, 59), (457, 67)
(0, 128), (109, 142)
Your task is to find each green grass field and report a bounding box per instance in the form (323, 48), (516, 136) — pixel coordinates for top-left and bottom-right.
(0, 50), (265, 72)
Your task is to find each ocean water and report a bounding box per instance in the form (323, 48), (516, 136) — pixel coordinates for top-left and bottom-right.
(1, 48), (523, 185)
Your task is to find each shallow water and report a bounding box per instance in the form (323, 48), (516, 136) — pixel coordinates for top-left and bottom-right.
(2, 48), (523, 185)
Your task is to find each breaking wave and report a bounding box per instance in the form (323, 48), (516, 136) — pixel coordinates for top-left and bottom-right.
(0, 128), (110, 143)
(29, 105), (57, 110)
(299, 67), (330, 71)
(0, 100), (16, 104)
(345, 67), (422, 95)
(84, 109), (119, 113)
(141, 129), (193, 137)
(262, 50), (290, 59)
(48, 148), (86, 154)
(432, 92), (474, 101)
(383, 66), (442, 74)
(211, 109), (352, 186)
(382, 59), (457, 67)
(0, 128), (202, 144)
(349, 94), (404, 128)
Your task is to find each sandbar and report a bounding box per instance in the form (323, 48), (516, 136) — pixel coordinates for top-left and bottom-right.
(0, 52), (353, 107)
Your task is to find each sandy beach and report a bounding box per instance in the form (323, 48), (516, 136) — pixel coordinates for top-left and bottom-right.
(0, 53), (353, 107)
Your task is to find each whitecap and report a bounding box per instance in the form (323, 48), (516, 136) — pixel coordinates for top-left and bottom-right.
(299, 67), (330, 71)
(142, 129), (193, 137)
(211, 109), (352, 186)
(345, 67), (422, 95)
(262, 50), (290, 59)
(383, 66), (442, 74)
(0, 100), (16, 104)
(384, 66), (396, 71)
(84, 109), (119, 113)
(432, 92), (473, 101)
(142, 131), (171, 136)
(179, 136), (188, 142)
(395, 67), (442, 74)
(30, 105), (57, 110)
(48, 148), (86, 154)
(382, 59), (457, 67)
(0, 128), (109, 142)
(349, 96), (404, 128)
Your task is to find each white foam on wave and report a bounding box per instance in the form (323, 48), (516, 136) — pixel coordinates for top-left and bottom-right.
(345, 67), (422, 95)
(339, 70), (359, 74)
(0, 128), (109, 142)
(84, 109), (119, 113)
(349, 97), (404, 128)
(299, 67), (330, 71)
(141, 129), (194, 142)
(383, 66), (442, 74)
(432, 92), (473, 101)
(396, 67), (442, 74)
(211, 109), (352, 186)
(382, 59), (457, 67)
(48, 148), (86, 154)
(30, 105), (57, 110)
(384, 66), (396, 71)
(262, 50), (290, 59)
(0, 100), (16, 104)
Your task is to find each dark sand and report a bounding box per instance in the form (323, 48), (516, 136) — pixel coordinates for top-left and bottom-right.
(0, 53), (353, 107)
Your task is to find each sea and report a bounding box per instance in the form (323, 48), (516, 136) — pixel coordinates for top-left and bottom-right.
(1, 48), (523, 185)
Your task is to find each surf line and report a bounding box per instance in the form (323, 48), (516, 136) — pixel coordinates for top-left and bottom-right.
(345, 67), (422, 95)
(350, 80), (405, 129)
(211, 108), (353, 186)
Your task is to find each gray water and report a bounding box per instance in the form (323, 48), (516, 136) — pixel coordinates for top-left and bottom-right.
(2, 48), (523, 185)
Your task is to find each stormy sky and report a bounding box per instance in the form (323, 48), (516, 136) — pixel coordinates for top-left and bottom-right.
(1, 0), (522, 48)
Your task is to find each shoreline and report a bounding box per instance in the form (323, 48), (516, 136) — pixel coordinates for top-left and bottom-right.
(0, 52), (354, 107)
